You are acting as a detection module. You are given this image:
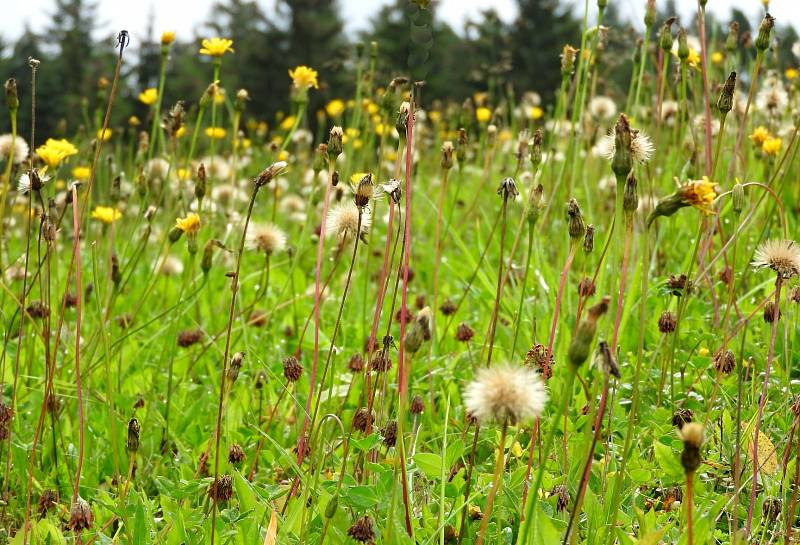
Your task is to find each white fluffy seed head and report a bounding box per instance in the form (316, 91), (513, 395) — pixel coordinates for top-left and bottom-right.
(247, 223), (287, 255)
(600, 129), (654, 164)
(0, 134), (29, 164)
(752, 239), (800, 279)
(325, 201), (371, 242)
(463, 364), (548, 424)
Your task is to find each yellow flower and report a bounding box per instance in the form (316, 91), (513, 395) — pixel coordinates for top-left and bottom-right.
(175, 212), (201, 235)
(350, 172), (369, 184)
(72, 166), (91, 181)
(680, 176), (717, 214)
(498, 129), (512, 142)
(428, 110), (441, 123)
(511, 441), (523, 458)
(91, 206), (122, 224)
(177, 168), (190, 181)
(280, 115), (296, 131)
(786, 67), (799, 81)
(476, 107), (491, 123)
(205, 127), (226, 140)
(364, 100), (379, 115)
(325, 99), (345, 117)
(288, 65), (319, 89)
(36, 138), (78, 168)
(762, 137), (782, 156)
(175, 126), (186, 138)
(749, 126), (770, 146)
(374, 122), (391, 136)
(161, 31), (176, 45)
(213, 88), (226, 105)
(199, 37), (234, 57)
(128, 115), (141, 127)
(138, 88), (158, 106)
(97, 128), (113, 141)
(277, 150), (289, 162)
(529, 106), (544, 120)
(687, 49), (700, 68)
(698, 347), (710, 357)
(352, 139), (363, 150)
(473, 91), (488, 106)
(711, 51), (724, 65)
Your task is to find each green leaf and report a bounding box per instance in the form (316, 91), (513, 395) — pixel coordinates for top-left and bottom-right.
(414, 452), (443, 479)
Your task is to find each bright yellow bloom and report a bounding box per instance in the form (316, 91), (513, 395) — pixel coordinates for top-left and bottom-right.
(350, 172), (369, 184)
(177, 168), (190, 181)
(680, 176), (717, 214)
(698, 347), (710, 357)
(476, 107), (492, 123)
(36, 138), (78, 168)
(128, 115), (141, 127)
(280, 115), (296, 131)
(277, 150), (289, 162)
(161, 31), (176, 45)
(687, 49), (700, 69)
(345, 127), (360, 139)
(138, 88), (158, 106)
(175, 212), (201, 235)
(529, 106), (544, 120)
(364, 100), (379, 115)
(374, 122), (390, 136)
(91, 206), (122, 224)
(325, 98), (344, 117)
(289, 65), (319, 89)
(711, 51), (724, 65)
(749, 126), (770, 146)
(97, 128), (113, 141)
(786, 67), (799, 81)
(511, 441), (523, 458)
(498, 129), (512, 142)
(175, 126), (186, 138)
(72, 166), (91, 181)
(762, 137), (782, 156)
(199, 37), (234, 57)
(205, 127), (226, 139)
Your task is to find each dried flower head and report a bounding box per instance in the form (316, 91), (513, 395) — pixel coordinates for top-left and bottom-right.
(283, 356), (303, 382)
(658, 311), (677, 333)
(463, 364), (548, 424)
(348, 515), (376, 543)
(208, 475), (234, 502)
(228, 444), (245, 465)
(68, 497), (93, 531)
(672, 408), (694, 429)
(713, 349), (735, 374)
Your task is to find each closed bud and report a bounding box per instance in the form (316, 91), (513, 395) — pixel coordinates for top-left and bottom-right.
(255, 161), (288, 187)
(567, 198), (586, 241)
(677, 28), (689, 60)
(201, 239), (220, 274)
(725, 21), (739, 53)
(526, 183), (544, 225)
(127, 417), (141, 452)
(583, 224), (595, 253)
(644, 0), (656, 28)
(5, 78), (19, 112)
(325, 495), (338, 518)
(327, 127), (343, 160)
(456, 128), (468, 164)
(396, 101), (411, 136)
(441, 141), (455, 170)
(679, 422), (703, 474)
(195, 163), (207, 202)
(234, 89), (249, 112)
(717, 72), (736, 115)
(227, 352), (245, 384)
(597, 0), (607, 9)
(168, 226), (184, 243)
(404, 307), (432, 354)
(354, 173), (374, 208)
(755, 14), (775, 52)
(732, 181), (746, 214)
(531, 128), (543, 167)
(623, 171), (638, 215)
(497, 177), (519, 200)
(560, 45), (579, 76)
(568, 296), (610, 368)
(611, 114), (633, 178)
(313, 143), (329, 173)
(111, 253), (122, 285)
(659, 18), (676, 51)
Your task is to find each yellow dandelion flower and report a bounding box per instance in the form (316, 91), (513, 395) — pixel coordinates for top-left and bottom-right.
(352, 139), (363, 150)
(350, 172), (369, 184)
(175, 126), (186, 138)
(786, 67), (799, 81)
(199, 37), (234, 57)
(529, 106), (544, 120)
(91, 206), (122, 224)
(498, 129), (513, 142)
(97, 128), (113, 142)
(428, 110), (441, 123)
(749, 126), (770, 146)
(687, 49), (700, 68)
(698, 347), (710, 357)
(680, 176), (717, 214)
(762, 137), (782, 156)
(280, 115), (296, 131)
(711, 51), (724, 65)
(325, 99), (345, 117)
(365, 100), (379, 115)
(72, 166), (91, 181)
(177, 168), (190, 181)
(277, 150), (289, 162)
(175, 213), (201, 235)
(374, 123), (390, 136)
(205, 127), (226, 140)
(476, 107), (492, 123)
(36, 138), (78, 168)
(138, 88), (158, 106)
(288, 65), (319, 90)
(161, 31), (176, 45)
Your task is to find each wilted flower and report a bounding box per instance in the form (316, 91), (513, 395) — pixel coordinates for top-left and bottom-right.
(647, 177), (717, 226)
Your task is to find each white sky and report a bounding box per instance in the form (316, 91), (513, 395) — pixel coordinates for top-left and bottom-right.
(1, 0), (798, 46)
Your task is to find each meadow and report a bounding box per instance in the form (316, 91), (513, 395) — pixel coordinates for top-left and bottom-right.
(1, 2), (800, 544)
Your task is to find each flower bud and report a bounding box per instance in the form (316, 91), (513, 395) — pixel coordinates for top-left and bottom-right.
(195, 163), (207, 202)
(313, 143), (329, 173)
(567, 198), (586, 241)
(441, 141), (454, 170)
(328, 126), (343, 158)
(611, 114), (633, 179)
(732, 181), (746, 214)
(531, 128), (543, 167)
(755, 14), (775, 52)
(716, 72), (736, 115)
(583, 224), (595, 253)
(659, 18), (676, 51)
(568, 296), (609, 368)
(560, 45), (579, 77)
(677, 28), (689, 61)
(644, 0), (656, 28)
(623, 170), (638, 215)
(725, 21), (739, 53)
(526, 184), (544, 225)
(456, 128), (468, 164)
(679, 422), (703, 474)
(5, 78), (19, 113)
(127, 417), (141, 452)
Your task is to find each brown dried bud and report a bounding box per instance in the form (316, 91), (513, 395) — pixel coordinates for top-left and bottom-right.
(755, 14), (775, 52)
(127, 417), (141, 452)
(551, 485), (570, 512)
(227, 352), (245, 383)
(658, 311), (677, 333)
(567, 198), (586, 241)
(228, 444), (245, 465)
(713, 349), (735, 374)
(68, 498), (93, 531)
(348, 354), (365, 373)
(455, 323), (474, 343)
(583, 224), (595, 253)
(763, 301), (780, 323)
(578, 277), (596, 297)
(348, 515), (376, 543)
(208, 475), (234, 502)
(410, 395), (425, 415)
(382, 420), (397, 447)
(283, 356), (303, 382)
(717, 72), (736, 115)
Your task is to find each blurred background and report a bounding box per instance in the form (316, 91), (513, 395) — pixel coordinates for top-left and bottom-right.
(0, 0), (796, 139)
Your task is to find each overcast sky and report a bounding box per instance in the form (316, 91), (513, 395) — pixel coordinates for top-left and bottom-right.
(2, 0), (799, 46)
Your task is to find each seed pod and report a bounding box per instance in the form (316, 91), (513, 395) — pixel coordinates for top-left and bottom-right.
(611, 114), (633, 179)
(560, 45), (578, 76)
(283, 356), (303, 382)
(68, 498), (94, 531)
(679, 422), (703, 474)
(354, 173), (374, 208)
(228, 444), (245, 465)
(531, 128), (543, 167)
(583, 224), (595, 254)
(658, 311), (677, 333)
(441, 141), (455, 170)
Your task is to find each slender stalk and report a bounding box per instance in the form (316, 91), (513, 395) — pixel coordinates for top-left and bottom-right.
(475, 419), (509, 545)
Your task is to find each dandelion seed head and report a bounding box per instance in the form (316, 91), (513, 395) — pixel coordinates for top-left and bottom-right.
(752, 239), (800, 279)
(247, 223), (287, 255)
(325, 201), (371, 242)
(463, 364), (547, 424)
